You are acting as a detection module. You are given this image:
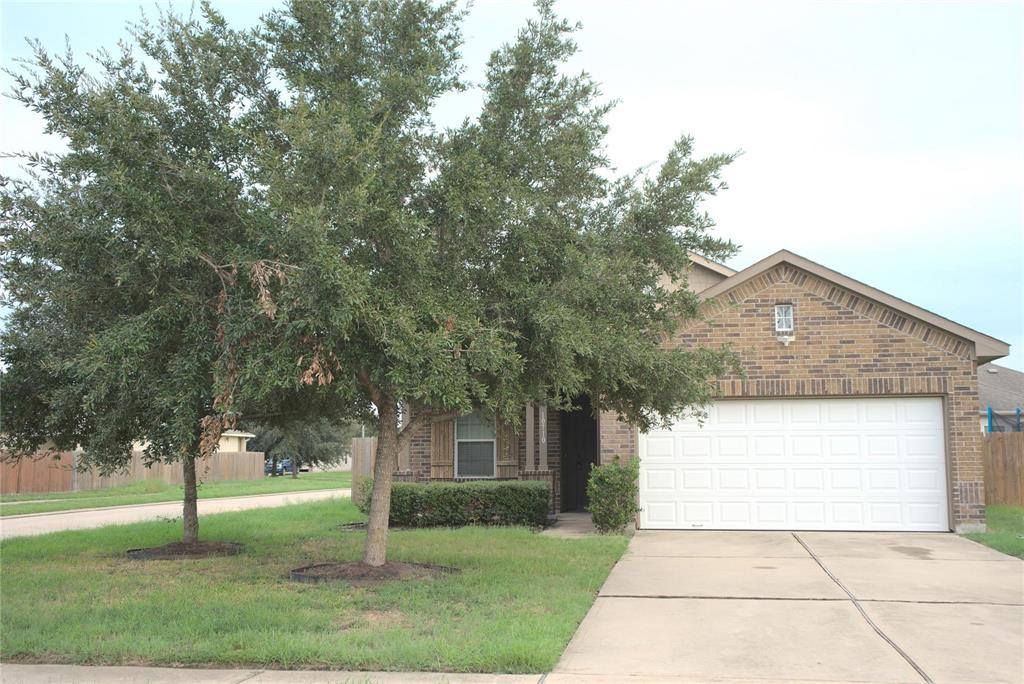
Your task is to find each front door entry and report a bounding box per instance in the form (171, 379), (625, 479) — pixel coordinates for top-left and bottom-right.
(561, 396), (598, 512)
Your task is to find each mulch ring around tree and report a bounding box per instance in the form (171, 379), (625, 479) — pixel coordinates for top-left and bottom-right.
(126, 541), (244, 560)
(290, 561), (457, 586)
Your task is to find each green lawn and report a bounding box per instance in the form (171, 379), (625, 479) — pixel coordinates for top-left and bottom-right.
(964, 505), (1024, 559)
(0, 499), (627, 672)
(0, 471), (351, 516)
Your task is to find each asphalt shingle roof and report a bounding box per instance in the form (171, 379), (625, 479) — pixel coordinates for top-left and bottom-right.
(978, 363), (1024, 412)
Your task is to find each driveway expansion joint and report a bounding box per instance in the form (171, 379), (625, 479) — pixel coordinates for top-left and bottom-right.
(230, 671), (264, 684)
(792, 532), (934, 684)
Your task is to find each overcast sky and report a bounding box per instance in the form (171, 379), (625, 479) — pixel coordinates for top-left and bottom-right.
(2, 0), (1021, 369)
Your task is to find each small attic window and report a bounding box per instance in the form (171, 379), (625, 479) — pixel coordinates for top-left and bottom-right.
(775, 304), (794, 332)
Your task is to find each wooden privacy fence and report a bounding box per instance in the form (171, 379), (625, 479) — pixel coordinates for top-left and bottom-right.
(1, 450), (265, 495)
(983, 433), (1024, 506)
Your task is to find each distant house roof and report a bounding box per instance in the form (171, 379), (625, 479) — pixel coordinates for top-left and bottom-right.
(688, 252), (737, 277)
(978, 363), (1024, 413)
(699, 249), (1011, 364)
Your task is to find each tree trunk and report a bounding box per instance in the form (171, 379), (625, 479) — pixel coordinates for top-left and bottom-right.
(292, 458), (299, 478)
(271, 455), (278, 476)
(362, 400), (400, 567)
(182, 456), (199, 545)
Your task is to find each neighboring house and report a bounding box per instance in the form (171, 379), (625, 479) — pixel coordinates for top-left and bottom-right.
(978, 363), (1024, 433)
(398, 249), (1009, 533)
(130, 430), (256, 454)
(218, 430), (256, 453)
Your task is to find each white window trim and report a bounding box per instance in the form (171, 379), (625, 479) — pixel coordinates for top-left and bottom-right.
(454, 414), (497, 479)
(775, 304), (794, 332)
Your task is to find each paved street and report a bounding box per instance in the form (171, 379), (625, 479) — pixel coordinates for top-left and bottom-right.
(0, 489), (350, 540)
(549, 530), (1024, 684)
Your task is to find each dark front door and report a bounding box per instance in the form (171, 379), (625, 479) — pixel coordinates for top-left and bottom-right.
(561, 396), (598, 512)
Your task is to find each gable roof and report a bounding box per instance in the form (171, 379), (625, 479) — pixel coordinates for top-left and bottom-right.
(699, 249), (1010, 364)
(978, 363), (1024, 412)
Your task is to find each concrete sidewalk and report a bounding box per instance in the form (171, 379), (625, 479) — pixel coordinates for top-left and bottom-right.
(0, 489), (350, 540)
(0, 665), (539, 683)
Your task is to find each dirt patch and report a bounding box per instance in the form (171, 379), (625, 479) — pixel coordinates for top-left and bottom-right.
(126, 541), (244, 560)
(363, 608), (405, 627)
(289, 561), (456, 586)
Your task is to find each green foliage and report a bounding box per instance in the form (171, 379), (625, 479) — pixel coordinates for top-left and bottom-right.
(586, 458), (640, 533)
(356, 480), (550, 528)
(964, 506), (1024, 559)
(247, 418), (357, 469)
(226, 0), (741, 435)
(0, 3), (273, 471)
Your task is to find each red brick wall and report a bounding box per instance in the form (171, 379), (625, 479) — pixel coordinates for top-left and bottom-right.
(407, 262), (986, 530)
(598, 411), (637, 466)
(661, 263), (984, 530)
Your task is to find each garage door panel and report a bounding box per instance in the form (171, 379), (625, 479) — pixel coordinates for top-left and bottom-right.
(680, 436), (711, 458)
(643, 501), (678, 526)
(681, 502), (713, 525)
(680, 469), (712, 490)
(906, 469), (942, 492)
(867, 435), (899, 457)
(828, 435), (861, 457)
(792, 469), (825, 491)
(644, 436), (675, 461)
(639, 398), (949, 532)
(753, 469), (787, 490)
(832, 502), (865, 525)
(644, 469), (676, 491)
(715, 402), (747, 424)
(718, 469), (749, 490)
(717, 436), (748, 458)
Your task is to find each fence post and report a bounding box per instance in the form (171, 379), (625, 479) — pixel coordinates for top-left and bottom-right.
(350, 437), (377, 507)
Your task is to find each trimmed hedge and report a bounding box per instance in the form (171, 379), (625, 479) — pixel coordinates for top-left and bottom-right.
(356, 479), (550, 528)
(586, 457), (640, 533)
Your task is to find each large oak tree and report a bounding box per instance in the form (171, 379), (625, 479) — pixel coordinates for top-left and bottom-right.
(226, 0), (740, 566)
(0, 4), (272, 545)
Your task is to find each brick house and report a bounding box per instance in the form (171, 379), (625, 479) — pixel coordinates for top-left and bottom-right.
(398, 250), (1008, 533)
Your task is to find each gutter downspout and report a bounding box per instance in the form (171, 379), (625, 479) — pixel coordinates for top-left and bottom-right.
(987, 406), (994, 433)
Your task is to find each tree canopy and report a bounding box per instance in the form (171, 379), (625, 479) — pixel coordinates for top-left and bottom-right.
(223, 0), (740, 565)
(2, 0), (739, 564)
(0, 4), (273, 544)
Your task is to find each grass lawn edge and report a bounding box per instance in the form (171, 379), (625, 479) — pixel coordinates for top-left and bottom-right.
(0, 498), (628, 673)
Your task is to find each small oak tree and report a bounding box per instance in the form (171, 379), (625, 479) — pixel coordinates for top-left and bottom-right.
(0, 5), (272, 545)
(226, 0), (740, 566)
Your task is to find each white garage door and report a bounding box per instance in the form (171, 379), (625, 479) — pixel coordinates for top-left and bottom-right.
(639, 397), (949, 531)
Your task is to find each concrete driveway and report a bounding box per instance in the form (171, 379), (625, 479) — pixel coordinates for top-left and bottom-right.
(552, 531), (1023, 684)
